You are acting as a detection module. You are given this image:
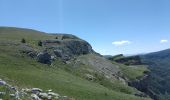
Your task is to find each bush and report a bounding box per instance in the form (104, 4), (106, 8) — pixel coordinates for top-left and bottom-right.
(21, 38), (26, 43)
(38, 41), (42, 46)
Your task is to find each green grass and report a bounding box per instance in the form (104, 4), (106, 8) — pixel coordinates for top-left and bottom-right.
(112, 62), (149, 80)
(56, 59), (138, 95)
(0, 27), (55, 48)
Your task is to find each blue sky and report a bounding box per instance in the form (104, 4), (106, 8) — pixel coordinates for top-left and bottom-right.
(0, 0), (170, 55)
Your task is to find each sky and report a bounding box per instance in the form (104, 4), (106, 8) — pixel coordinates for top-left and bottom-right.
(0, 0), (170, 55)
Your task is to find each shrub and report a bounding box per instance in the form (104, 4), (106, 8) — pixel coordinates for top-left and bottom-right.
(21, 38), (26, 43)
(38, 40), (42, 46)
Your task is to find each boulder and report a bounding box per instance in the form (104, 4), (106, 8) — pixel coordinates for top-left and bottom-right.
(0, 79), (6, 85)
(37, 50), (51, 64)
(38, 93), (48, 99)
(19, 44), (37, 58)
(31, 88), (42, 94)
(31, 94), (41, 100)
(85, 74), (96, 81)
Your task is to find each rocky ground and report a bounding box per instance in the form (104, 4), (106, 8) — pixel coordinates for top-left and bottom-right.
(0, 79), (74, 100)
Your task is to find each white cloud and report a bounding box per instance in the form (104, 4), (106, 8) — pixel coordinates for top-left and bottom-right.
(112, 40), (131, 46)
(160, 39), (168, 43)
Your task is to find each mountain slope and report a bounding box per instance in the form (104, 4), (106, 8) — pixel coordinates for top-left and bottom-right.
(0, 27), (151, 100)
(140, 49), (170, 100)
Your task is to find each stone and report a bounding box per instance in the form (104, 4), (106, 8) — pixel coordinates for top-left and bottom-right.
(62, 96), (69, 100)
(10, 94), (15, 97)
(31, 94), (41, 100)
(37, 50), (51, 64)
(19, 44), (37, 58)
(48, 92), (60, 97)
(0, 79), (6, 85)
(47, 95), (52, 100)
(32, 88), (42, 94)
(15, 91), (20, 99)
(47, 89), (52, 92)
(39, 93), (48, 99)
(10, 86), (17, 91)
(54, 49), (63, 58)
(85, 74), (96, 81)
(22, 88), (32, 93)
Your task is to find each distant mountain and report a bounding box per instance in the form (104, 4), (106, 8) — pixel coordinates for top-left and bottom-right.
(140, 49), (170, 100)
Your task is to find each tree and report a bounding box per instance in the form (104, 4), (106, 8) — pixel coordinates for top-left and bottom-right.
(21, 38), (26, 43)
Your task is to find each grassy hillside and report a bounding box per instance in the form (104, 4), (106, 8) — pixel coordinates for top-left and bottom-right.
(112, 62), (149, 81)
(107, 55), (149, 81)
(0, 27), (53, 40)
(0, 27), (151, 100)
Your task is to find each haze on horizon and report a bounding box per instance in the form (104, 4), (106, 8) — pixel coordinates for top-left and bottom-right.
(0, 0), (170, 55)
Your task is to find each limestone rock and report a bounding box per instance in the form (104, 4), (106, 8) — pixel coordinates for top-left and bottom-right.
(37, 50), (51, 64)
(42, 35), (94, 61)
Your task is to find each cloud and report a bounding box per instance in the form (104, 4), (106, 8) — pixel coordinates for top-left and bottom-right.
(160, 39), (168, 43)
(112, 40), (131, 46)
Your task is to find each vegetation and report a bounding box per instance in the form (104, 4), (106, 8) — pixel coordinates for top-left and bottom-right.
(112, 62), (149, 81)
(107, 55), (148, 81)
(108, 55), (142, 65)
(140, 49), (170, 99)
(38, 40), (42, 46)
(0, 27), (151, 100)
(0, 44), (150, 100)
(54, 59), (137, 95)
(21, 38), (26, 43)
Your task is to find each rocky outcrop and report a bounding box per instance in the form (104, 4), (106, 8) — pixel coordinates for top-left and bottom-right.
(0, 79), (74, 100)
(19, 44), (38, 58)
(19, 34), (94, 64)
(72, 54), (124, 82)
(37, 50), (51, 64)
(41, 37), (94, 61)
(128, 73), (155, 99)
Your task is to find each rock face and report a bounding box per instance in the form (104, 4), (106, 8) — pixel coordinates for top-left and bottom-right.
(42, 36), (94, 61)
(128, 72), (158, 100)
(73, 54), (123, 81)
(37, 50), (51, 64)
(20, 44), (37, 58)
(19, 34), (94, 64)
